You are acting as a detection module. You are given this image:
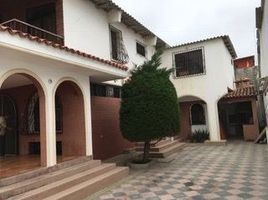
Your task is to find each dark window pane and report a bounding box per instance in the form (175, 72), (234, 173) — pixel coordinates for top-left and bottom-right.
(175, 49), (204, 77)
(191, 104), (206, 125)
(114, 87), (121, 98)
(136, 42), (146, 57)
(55, 97), (62, 132)
(111, 29), (119, 60)
(91, 84), (106, 97)
(26, 3), (56, 33)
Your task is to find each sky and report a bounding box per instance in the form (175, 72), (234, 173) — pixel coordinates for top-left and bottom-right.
(113, 0), (261, 58)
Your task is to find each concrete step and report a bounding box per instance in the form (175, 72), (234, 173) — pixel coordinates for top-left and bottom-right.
(149, 143), (186, 158)
(7, 163), (116, 200)
(0, 160), (101, 199)
(44, 167), (129, 200)
(136, 140), (179, 152)
(136, 139), (172, 148)
(0, 156), (92, 187)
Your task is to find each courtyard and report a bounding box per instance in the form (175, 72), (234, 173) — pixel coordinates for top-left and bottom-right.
(89, 142), (268, 200)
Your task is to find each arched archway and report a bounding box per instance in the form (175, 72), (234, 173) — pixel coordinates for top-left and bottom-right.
(54, 80), (86, 160)
(178, 95), (208, 140)
(0, 71), (47, 177)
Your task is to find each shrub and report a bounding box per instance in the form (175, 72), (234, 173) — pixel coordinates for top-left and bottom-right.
(192, 130), (209, 143)
(120, 50), (180, 163)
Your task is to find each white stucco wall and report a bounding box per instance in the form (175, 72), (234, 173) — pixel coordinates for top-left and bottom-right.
(162, 39), (235, 141)
(62, 0), (156, 73)
(260, 0), (268, 77)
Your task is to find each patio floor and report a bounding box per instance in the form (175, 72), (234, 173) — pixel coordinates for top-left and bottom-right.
(0, 155), (76, 179)
(89, 141), (268, 200)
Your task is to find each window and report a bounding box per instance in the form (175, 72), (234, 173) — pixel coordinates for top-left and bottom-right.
(110, 27), (121, 61)
(174, 49), (204, 77)
(91, 84), (121, 98)
(191, 104), (206, 125)
(26, 3), (56, 33)
(27, 93), (62, 134)
(110, 26), (129, 63)
(136, 42), (146, 57)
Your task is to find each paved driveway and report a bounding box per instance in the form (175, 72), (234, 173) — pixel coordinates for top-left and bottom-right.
(89, 142), (268, 200)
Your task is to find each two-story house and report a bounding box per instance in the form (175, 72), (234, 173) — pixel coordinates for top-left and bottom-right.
(162, 37), (260, 142)
(0, 0), (171, 195)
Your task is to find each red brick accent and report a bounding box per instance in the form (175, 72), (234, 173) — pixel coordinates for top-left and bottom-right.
(234, 56), (255, 68)
(178, 102), (192, 140)
(56, 81), (86, 157)
(91, 97), (134, 160)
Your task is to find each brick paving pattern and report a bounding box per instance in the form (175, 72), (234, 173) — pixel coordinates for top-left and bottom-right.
(90, 142), (268, 200)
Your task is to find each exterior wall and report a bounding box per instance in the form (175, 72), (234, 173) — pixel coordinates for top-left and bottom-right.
(91, 96), (134, 160)
(62, 0), (155, 71)
(260, 1), (268, 77)
(162, 39), (235, 141)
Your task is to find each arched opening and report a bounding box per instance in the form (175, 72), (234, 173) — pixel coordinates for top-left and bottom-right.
(55, 80), (86, 161)
(0, 73), (46, 178)
(178, 95), (208, 140)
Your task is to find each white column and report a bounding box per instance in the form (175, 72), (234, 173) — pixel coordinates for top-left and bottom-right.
(207, 101), (221, 141)
(45, 91), (57, 167)
(83, 78), (93, 156)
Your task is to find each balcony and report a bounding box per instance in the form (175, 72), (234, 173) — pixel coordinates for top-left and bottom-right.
(1, 19), (64, 45)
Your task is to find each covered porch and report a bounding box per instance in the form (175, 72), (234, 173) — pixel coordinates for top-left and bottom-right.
(0, 24), (128, 179)
(218, 82), (259, 141)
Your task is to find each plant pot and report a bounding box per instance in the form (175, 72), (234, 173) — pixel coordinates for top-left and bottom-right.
(128, 160), (152, 169)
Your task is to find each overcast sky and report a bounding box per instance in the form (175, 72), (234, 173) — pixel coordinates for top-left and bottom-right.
(113, 0), (260, 58)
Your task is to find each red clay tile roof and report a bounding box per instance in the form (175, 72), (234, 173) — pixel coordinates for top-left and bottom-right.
(0, 25), (128, 71)
(168, 35), (237, 59)
(222, 86), (257, 99)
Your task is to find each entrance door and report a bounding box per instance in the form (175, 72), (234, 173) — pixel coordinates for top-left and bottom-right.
(0, 95), (17, 156)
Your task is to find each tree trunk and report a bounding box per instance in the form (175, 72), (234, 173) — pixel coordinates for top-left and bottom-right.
(142, 140), (150, 163)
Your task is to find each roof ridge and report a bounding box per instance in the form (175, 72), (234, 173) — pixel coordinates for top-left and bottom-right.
(167, 35), (237, 59)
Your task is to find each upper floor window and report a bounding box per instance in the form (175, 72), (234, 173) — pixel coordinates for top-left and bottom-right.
(136, 42), (146, 57)
(174, 49), (204, 77)
(110, 26), (129, 63)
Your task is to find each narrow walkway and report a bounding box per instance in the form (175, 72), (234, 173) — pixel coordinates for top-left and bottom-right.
(89, 142), (268, 200)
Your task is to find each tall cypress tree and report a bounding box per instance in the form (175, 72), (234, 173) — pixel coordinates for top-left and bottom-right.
(120, 50), (180, 163)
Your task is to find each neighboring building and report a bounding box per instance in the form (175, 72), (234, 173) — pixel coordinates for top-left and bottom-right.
(233, 56), (258, 85)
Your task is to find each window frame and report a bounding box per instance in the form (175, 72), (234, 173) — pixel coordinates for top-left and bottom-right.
(190, 103), (206, 125)
(136, 41), (146, 57)
(109, 25), (123, 61)
(172, 47), (206, 79)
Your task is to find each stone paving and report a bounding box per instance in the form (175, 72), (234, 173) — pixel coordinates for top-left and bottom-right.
(88, 142), (268, 200)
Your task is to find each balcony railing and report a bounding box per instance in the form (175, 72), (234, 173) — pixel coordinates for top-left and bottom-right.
(1, 19), (64, 45)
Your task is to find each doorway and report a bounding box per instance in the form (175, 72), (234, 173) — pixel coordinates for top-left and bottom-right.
(0, 95), (17, 156)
